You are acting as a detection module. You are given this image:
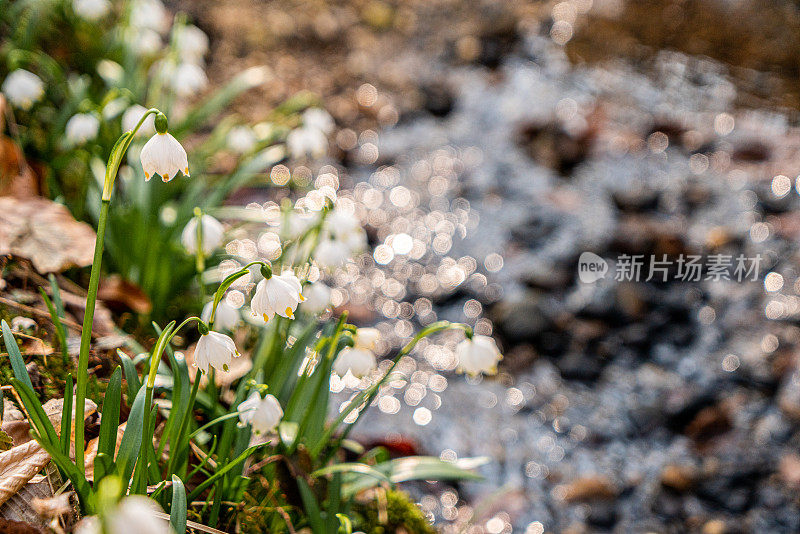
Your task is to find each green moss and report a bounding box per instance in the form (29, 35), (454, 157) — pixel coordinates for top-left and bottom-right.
(0, 304), (105, 405)
(351, 489), (436, 534)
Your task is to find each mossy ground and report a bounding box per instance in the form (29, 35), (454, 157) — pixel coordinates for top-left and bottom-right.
(349, 489), (437, 534)
(0, 303), (105, 408)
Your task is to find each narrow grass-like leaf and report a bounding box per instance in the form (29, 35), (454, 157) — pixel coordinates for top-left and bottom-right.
(2, 320), (33, 391)
(10, 378), (59, 447)
(60, 374), (73, 456)
(170, 475), (187, 534)
(115, 385), (146, 484)
(185, 443), (268, 502)
(297, 478), (325, 534)
(117, 349), (141, 402)
(39, 287), (68, 361)
(31, 429), (92, 509)
(98, 367), (122, 459)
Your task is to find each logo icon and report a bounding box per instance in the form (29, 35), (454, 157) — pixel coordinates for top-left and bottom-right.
(578, 252), (608, 283)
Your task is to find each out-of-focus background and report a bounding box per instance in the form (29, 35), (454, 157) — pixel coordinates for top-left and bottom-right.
(179, 0), (800, 532)
(6, 0), (800, 531)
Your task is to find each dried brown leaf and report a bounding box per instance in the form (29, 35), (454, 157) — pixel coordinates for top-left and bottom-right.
(97, 275), (152, 314)
(0, 197), (96, 273)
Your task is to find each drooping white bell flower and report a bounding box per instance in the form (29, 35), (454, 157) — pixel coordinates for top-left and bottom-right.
(250, 271), (304, 322)
(176, 24), (209, 63)
(129, 28), (162, 56)
(181, 214), (224, 255)
(171, 62), (208, 97)
(327, 208), (362, 238)
(122, 104), (155, 135)
(302, 107), (335, 134)
(130, 0), (169, 33)
(140, 128), (189, 182)
(75, 495), (170, 534)
(1, 70), (44, 110)
(353, 327), (380, 351)
(194, 331), (239, 373)
(73, 0), (111, 20)
(201, 300), (239, 331)
(455, 335), (502, 376)
(227, 125), (257, 153)
(333, 347), (377, 379)
(237, 391), (283, 434)
(313, 237), (352, 268)
(301, 282), (331, 314)
(286, 126), (328, 160)
(65, 113), (100, 145)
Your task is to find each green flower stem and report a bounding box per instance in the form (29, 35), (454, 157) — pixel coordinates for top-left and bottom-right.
(74, 108), (162, 471)
(193, 207), (206, 301)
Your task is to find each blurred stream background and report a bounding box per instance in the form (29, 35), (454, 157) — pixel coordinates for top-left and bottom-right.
(175, 1), (800, 532)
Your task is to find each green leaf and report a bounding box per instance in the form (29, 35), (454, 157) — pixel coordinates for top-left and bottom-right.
(60, 375), (73, 457)
(187, 411), (243, 441)
(341, 456), (488, 497)
(115, 385), (146, 484)
(386, 456), (488, 483)
(39, 286), (68, 361)
(10, 379), (59, 448)
(117, 349), (141, 403)
(93, 452), (114, 484)
(170, 475), (187, 534)
(98, 367), (122, 459)
(296, 478), (325, 534)
(2, 320), (33, 391)
(185, 443), (268, 502)
(312, 463), (391, 485)
(31, 428), (93, 509)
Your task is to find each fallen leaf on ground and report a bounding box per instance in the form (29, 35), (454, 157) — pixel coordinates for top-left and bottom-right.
(0, 396), (96, 507)
(0, 196), (96, 273)
(98, 275), (152, 314)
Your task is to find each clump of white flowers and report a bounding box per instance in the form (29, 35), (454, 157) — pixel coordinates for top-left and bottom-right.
(1, 69), (45, 110)
(72, 0), (111, 21)
(238, 391), (283, 434)
(65, 113), (100, 145)
(194, 330), (239, 373)
(181, 214), (225, 255)
(455, 334), (502, 376)
(139, 112), (189, 182)
(286, 107), (334, 160)
(250, 267), (304, 322)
